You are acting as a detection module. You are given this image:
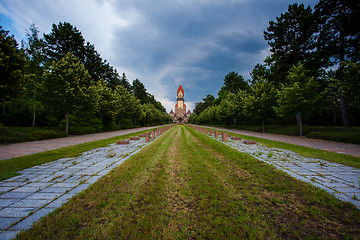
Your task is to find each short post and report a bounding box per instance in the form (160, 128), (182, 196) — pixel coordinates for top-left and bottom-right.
(146, 132), (150, 142)
(222, 133), (227, 142)
(215, 131), (218, 139)
(152, 131), (155, 139)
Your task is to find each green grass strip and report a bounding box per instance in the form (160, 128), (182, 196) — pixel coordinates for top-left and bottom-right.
(200, 125), (360, 169)
(15, 125), (360, 239)
(0, 129), (151, 181)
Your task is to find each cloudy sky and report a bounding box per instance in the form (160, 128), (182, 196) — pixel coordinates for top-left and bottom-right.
(1, 0), (317, 112)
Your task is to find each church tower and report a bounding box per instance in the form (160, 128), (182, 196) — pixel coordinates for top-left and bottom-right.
(170, 84), (191, 123)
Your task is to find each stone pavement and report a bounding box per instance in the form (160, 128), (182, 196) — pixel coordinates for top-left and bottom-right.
(0, 135), (154, 239)
(202, 126), (360, 157)
(0, 125), (165, 160)
(200, 129), (360, 209)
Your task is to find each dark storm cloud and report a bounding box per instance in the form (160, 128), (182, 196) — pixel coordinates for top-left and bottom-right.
(0, 0), (319, 111)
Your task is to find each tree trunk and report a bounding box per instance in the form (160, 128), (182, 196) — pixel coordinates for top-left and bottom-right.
(32, 102), (36, 127)
(338, 23), (350, 127)
(262, 119), (265, 133)
(299, 109), (302, 137)
(2, 103), (5, 115)
(339, 95), (350, 127)
(65, 111), (69, 137)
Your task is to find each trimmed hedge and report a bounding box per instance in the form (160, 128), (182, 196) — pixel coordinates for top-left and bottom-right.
(0, 126), (66, 143)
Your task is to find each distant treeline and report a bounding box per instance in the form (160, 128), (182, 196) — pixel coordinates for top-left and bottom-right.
(0, 22), (171, 135)
(190, 0), (359, 136)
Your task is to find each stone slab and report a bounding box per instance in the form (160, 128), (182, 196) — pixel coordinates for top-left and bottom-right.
(0, 230), (20, 240)
(0, 207), (38, 218)
(0, 217), (20, 230)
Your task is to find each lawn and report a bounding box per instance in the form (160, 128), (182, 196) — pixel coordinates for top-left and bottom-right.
(200, 125), (360, 169)
(16, 125), (360, 239)
(208, 124), (360, 144)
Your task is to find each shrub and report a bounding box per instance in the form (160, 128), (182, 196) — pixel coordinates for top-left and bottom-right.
(0, 126), (66, 143)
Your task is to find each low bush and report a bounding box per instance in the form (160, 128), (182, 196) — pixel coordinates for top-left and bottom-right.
(69, 126), (98, 135)
(306, 130), (360, 144)
(0, 126), (66, 143)
(119, 119), (134, 129)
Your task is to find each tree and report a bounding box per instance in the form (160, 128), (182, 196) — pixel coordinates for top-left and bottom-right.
(23, 24), (46, 126)
(44, 22), (120, 89)
(264, 3), (318, 85)
(249, 63), (272, 84)
(276, 63), (320, 136)
(193, 94), (215, 116)
(132, 79), (147, 104)
(0, 25), (27, 113)
(314, 0), (360, 127)
(95, 80), (119, 127)
(222, 71), (248, 93)
(43, 22), (86, 63)
(42, 53), (97, 136)
(119, 72), (132, 92)
(243, 77), (277, 132)
(216, 93), (238, 126)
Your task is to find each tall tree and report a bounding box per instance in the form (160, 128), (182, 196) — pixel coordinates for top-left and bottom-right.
(276, 63), (320, 136)
(264, 3), (318, 84)
(221, 71), (248, 93)
(0, 25), (27, 114)
(23, 24), (46, 126)
(43, 22), (120, 89)
(314, 0), (360, 127)
(249, 63), (272, 84)
(132, 79), (147, 104)
(193, 94), (215, 116)
(243, 77), (277, 132)
(42, 53), (97, 136)
(119, 72), (132, 92)
(43, 22), (86, 63)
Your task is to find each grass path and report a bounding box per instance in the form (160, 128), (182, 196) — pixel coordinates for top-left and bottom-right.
(16, 125), (360, 239)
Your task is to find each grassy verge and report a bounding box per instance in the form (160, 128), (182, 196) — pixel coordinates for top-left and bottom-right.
(16, 125), (360, 239)
(200, 125), (360, 169)
(0, 129), (151, 181)
(207, 124), (360, 144)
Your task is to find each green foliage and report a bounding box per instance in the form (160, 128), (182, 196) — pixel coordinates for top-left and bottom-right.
(42, 53), (98, 135)
(193, 94), (215, 116)
(243, 77), (277, 131)
(132, 79), (148, 104)
(276, 63), (320, 118)
(0, 25), (27, 103)
(222, 71), (249, 93)
(0, 126), (65, 143)
(264, 3), (318, 84)
(1, 22), (169, 132)
(314, 0), (359, 66)
(43, 22), (121, 89)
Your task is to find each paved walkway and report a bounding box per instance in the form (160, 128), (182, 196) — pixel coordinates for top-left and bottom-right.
(0, 125), (164, 160)
(191, 126), (360, 209)
(202, 126), (360, 157)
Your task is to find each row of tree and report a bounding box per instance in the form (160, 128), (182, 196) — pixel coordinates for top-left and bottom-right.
(1, 22), (171, 135)
(190, 0), (359, 136)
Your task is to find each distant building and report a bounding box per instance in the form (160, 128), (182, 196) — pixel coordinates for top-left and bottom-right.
(169, 84), (191, 123)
